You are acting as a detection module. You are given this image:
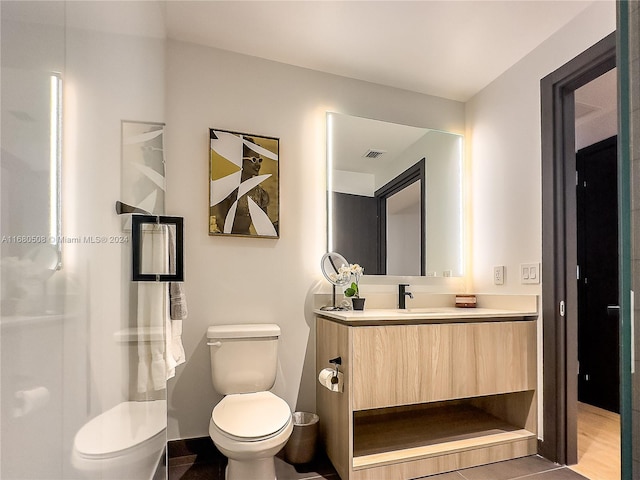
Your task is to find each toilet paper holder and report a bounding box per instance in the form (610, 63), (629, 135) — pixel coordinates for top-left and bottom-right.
(328, 357), (341, 385)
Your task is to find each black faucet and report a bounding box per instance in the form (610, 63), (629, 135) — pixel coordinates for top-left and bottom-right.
(398, 284), (414, 309)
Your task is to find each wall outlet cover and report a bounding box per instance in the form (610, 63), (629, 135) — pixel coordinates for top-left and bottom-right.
(494, 266), (505, 285)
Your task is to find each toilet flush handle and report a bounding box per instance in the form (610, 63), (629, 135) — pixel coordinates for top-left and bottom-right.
(207, 341), (222, 347)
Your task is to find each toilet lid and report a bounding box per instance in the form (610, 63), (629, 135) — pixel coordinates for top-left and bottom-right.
(212, 392), (291, 440)
(74, 400), (166, 459)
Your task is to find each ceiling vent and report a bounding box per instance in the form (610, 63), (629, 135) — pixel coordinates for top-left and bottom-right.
(363, 149), (387, 159)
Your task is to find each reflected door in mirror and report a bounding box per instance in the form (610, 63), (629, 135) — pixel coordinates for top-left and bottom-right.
(332, 192), (379, 274)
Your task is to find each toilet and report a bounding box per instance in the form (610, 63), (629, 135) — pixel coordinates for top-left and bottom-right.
(71, 400), (166, 479)
(207, 324), (293, 480)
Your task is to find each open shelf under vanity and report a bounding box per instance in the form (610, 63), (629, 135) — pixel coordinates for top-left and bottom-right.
(352, 397), (537, 471)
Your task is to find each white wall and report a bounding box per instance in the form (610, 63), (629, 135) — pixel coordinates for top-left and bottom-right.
(387, 209), (421, 276)
(165, 40), (465, 440)
(333, 169), (375, 196)
(465, 1), (616, 438)
(466, 1), (616, 294)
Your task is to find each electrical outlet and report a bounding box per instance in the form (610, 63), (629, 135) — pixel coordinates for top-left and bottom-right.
(521, 263), (540, 284)
(494, 266), (505, 285)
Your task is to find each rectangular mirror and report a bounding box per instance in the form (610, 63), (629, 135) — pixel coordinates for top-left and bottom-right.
(132, 215), (184, 282)
(327, 112), (463, 277)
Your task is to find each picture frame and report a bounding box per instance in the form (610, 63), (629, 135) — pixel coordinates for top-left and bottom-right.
(209, 128), (280, 238)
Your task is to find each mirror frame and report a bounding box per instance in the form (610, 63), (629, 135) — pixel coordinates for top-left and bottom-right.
(320, 251), (350, 286)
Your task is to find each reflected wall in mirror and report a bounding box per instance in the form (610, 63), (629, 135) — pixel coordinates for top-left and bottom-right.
(327, 112), (463, 277)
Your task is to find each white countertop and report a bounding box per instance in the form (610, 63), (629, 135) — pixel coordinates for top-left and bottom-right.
(313, 306), (538, 325)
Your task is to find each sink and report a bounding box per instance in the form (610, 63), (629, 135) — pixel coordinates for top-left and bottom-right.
(397, 307), (454, 314)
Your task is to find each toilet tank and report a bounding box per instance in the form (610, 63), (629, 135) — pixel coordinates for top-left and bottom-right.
(207, 324), (281, 395)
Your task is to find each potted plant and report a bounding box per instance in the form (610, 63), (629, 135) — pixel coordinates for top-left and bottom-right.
(341, 264), (365, 310)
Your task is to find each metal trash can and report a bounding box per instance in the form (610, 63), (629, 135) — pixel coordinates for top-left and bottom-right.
(284, 412), (319, 464)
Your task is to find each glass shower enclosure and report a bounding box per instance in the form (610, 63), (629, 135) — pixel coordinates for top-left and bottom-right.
(1, 2), (167, 478)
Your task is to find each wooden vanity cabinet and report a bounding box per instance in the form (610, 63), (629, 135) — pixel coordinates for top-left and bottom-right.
(316, 316), (538, 480)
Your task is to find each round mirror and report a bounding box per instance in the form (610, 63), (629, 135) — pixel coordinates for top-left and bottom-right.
(320, 252), (350, 311)
(321, 252), (350, 286)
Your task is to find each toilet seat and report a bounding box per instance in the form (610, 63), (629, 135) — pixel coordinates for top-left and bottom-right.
(212, 391), (291, 442)
(74, 400), (166, 460)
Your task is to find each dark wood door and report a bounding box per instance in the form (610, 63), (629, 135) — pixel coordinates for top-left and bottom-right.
(332, 192), (379, 274)
(576, 136), (619, 413)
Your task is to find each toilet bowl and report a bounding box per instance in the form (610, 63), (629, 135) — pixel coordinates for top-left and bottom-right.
(209, 391), (293, 480)
(72, 400), (166, 480)
(207, 324), (292, 480)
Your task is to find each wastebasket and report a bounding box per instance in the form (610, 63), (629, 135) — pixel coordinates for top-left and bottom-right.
(284, 412), (319, 464)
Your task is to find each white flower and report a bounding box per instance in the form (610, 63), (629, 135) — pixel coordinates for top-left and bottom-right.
(337, 263), (365, 298)
(350, 264), (364, 276)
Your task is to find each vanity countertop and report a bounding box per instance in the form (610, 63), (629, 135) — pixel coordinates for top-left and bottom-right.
(313, 306), (537, 326)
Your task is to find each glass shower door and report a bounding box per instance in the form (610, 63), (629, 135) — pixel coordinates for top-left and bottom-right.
(1, 2), (168, 478)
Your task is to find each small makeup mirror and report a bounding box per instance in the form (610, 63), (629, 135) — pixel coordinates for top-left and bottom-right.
(320, 251), (350, 311)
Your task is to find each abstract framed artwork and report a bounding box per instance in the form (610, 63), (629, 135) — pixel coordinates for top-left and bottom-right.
(209, 129), (279, 238)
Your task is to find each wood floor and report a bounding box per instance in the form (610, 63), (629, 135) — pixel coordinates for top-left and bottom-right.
(569, 402), (620, 480)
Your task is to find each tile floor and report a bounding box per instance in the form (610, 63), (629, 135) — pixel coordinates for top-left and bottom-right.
(427, 456), (588, 479)
(167, 437), (338, 480)
(167, 438), (588, 480)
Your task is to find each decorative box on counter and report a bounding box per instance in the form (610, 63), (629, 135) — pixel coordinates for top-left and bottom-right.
(455, 294), (477, 308)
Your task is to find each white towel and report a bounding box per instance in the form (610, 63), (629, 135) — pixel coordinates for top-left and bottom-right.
(137, 224), (168, 392)
(136, 223), (186, 392)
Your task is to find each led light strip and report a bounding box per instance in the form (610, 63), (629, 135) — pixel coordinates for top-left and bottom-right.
(50, 73), (62, 263)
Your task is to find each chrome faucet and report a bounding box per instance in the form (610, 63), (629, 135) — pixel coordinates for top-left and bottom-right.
(398, 284), (413, 309)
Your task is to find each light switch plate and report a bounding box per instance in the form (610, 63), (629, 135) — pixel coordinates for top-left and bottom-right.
(521, 263), (540, 284)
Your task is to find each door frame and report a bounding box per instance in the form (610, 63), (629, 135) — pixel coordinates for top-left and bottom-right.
(375, 158), (426, 275)
(540, 31), (616, 464)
